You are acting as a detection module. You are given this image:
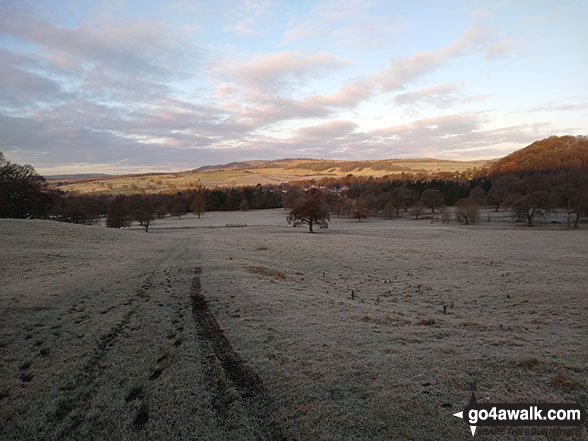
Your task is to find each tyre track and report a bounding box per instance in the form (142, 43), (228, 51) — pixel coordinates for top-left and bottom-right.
(43, 263), (161, 440)
(190, 266), (292, 441)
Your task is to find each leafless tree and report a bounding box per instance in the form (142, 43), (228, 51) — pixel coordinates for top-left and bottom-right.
(190, 192), (206, 218)
(170, 201), (187, 219)
(570, 187), (588, 228)
(106, 196), (132, 228)
(511, 191), (555, 226)
(286, 188), (330, 233)
(411, 201), (424, 219)
(420, 189), (444, 213)
(350, 200), (370, 222)
(134, 198), (155, 232)
(455, 197), (479, 225)
(469, 186), (487, 205)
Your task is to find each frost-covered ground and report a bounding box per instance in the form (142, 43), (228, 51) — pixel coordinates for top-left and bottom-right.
(1, 212), (587, 441)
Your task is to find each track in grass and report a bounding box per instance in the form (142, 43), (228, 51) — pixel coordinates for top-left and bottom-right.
(190, 266), (292, 441)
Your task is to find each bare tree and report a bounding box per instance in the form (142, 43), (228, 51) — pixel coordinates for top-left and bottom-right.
(420, 189), (444, 213)
(455, 197), (479, 225)
(282, 187), (303, 209)
(397, 187), (416, 213)
(134, 198), (155, 232)
(383, 200), (396, 219)
(469, 186), (487, 205)
(341, 198), (354, 217)
(0, 153), (56, 218)
(487, 175), (518, 211)
(155, 204), (168, 219)
(286, 188), (330, 233)
(106, 196), (132, 228)
(511, 191), (555, 226)
(411, 201), (424, 219)
(350, 200), (370, 222)
(554, 171), (588, 227)
(190, 192), (206, 218)
(570, 187), (588, 227)
(171, 200), (187, 219)
(325, 191), (343, 216)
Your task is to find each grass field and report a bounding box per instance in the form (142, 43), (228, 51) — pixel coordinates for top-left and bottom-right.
(1, 212), (586, 440)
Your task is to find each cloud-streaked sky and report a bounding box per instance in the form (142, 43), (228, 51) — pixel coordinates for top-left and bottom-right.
(1, 0), (586, 174)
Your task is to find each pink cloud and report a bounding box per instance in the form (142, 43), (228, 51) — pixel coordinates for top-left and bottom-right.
(220, 50), (350, 90)
(394, 83), (460, 106)
(295, 120), (358, 138)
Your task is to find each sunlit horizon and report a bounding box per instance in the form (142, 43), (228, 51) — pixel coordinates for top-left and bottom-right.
(1, 0), (586, 175)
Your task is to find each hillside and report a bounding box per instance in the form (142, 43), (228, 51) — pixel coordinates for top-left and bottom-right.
(47, 157), (489, 195)
(489, 135), (588, 175)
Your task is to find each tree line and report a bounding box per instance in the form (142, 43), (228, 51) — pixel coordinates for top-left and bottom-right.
(286, 170), (588, 230)
(1, 152), (587, 231)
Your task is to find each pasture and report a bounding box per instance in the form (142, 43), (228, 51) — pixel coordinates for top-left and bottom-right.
(1, 211), (586, 440)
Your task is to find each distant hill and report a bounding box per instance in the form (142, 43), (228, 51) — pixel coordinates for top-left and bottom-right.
(489, 135), (588, 175)
(48, 157), (489, 195)
(43, 173), (112, 180)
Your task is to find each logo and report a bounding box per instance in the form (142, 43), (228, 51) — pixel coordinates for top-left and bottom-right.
(452, 390), (586, 437)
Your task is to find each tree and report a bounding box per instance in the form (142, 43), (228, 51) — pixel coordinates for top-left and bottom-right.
(170, 201), (187, 219)
(0, 153), (56, 218)
(190, 192), (206, 218)
(396, 187), (416, 212)
(350, 200), (370, 222)
(134, 197), (155, 232)
(383, 200), (396, 219)
(411, 201), (424, 219)
(554, 171), (588, 227)
(486, 186), (506, 211)
(325, 191), (342, 216)
(341, 198), (354, 217)
(286, 188), (330, 233)
(239, 199), (249, 211)
(455, 197), (479, 225)
(155, 204), (168, 219)
(53, 195), (103, 224)
(282, 187), (303, 209)
(106, 196), (132, 228)
(511, 191), (555, 226)
(420, 189), (444, 213)
(570, 187), (588, 228)
(469, 186), (486, 205)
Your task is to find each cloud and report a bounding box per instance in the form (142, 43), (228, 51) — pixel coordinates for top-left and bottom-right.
(218, 50), (350, 91)
(246, 25), (493, 119)
(394, 83), (460, 106)
(0, 3), (561, 173)
(0, 7), (201, 81)
(368, 114), (481, 139)
(519, 101), (588, 113)
(378, 26), (490, 92)
(295, 120), (358, 139)
(0, 64), (63, 108)
(213, 112), (558, 163)
(223, 0), (272, 36)
(283, 0), (402, 49)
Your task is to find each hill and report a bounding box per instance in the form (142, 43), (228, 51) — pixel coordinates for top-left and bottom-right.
(48, 157), (489, 195)
(489, 135), (588, 175)
(43, 173), (112, 180)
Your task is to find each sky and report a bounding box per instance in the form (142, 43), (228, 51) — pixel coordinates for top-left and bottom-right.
(0, 0), (587, 174)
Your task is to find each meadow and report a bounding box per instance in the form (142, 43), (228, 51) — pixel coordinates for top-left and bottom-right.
(1, 211), (586, 440)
